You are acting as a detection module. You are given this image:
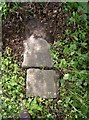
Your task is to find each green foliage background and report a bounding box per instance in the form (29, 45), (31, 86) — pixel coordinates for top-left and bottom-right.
(1, 2), (89, 120)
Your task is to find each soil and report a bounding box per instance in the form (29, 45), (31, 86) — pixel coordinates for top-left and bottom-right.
(2, 2), (70, 67)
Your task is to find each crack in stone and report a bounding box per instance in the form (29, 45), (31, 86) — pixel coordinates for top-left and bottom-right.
(24, 66), (59, 71)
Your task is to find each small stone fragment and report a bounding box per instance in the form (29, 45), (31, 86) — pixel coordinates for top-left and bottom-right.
(20, 109), (32, 120)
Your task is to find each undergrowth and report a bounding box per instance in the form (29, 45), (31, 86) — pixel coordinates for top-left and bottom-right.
(1, 2), (89, 120)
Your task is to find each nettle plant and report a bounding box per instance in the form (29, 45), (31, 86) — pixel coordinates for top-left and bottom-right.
(51, 39), (88, 120)
(1, 47), (25, 118)
(50, 3), (89, 120)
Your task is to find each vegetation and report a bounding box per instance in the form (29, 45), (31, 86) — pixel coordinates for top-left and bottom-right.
(0, 2), (20, 19)
(1, 47), (56, 119)
(1, 2), (89, 120)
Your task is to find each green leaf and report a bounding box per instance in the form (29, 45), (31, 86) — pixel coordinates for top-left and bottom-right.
(78, 2), (88, 14)
(63, 47), (69, 54)
(70, 44), (77, 50)
(63, 74), (69, 80)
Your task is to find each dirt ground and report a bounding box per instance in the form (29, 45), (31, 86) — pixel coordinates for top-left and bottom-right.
(2, 2), (70, 67)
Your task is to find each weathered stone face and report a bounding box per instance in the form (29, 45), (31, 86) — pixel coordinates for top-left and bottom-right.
(26, 69), (57, 98)
(22, 35), (53, 68)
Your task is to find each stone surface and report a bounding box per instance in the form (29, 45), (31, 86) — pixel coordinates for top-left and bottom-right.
(22, 35), (53, 68)
(26, 69), (57, 98)
(20, 109), (32, 120)
(0, 40), (2, 53)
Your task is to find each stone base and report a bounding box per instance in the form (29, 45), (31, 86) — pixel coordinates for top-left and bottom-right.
(26, 69), (57, 98)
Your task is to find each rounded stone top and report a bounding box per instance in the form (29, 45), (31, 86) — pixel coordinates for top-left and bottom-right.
(22, 35), (53, 68)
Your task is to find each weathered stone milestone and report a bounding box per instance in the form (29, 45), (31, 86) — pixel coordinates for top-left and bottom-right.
(22, 20), (59, 98)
